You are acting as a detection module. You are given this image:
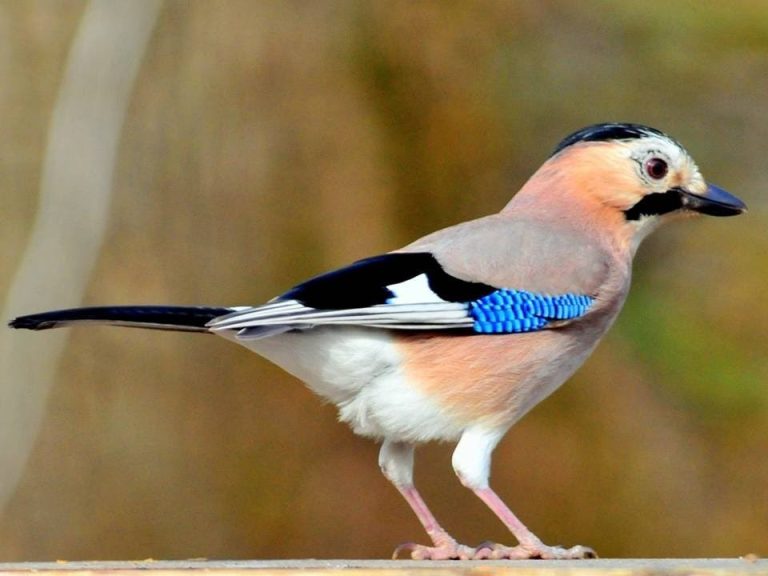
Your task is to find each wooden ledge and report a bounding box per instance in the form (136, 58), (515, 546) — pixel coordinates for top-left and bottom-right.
(0, 559), (765, 576)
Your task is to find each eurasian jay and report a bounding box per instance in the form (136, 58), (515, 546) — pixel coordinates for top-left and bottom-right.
(10, 123), (746, 560)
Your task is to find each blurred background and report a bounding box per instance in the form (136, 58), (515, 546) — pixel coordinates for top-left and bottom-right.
(1, 0), (767, 561)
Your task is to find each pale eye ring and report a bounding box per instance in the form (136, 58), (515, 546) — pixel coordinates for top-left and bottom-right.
(644, 157), (668, 180)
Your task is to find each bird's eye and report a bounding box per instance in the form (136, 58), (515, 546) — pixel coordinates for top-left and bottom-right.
(644, 157), (668, 180)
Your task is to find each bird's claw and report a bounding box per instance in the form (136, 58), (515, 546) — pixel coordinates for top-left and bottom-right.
(392, 541), (475, 560)
(472, 541), (597, 560)
(394, 539), (596, 560)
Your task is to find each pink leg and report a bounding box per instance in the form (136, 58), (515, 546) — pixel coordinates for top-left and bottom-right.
(392, 484), (475, 560)
(379, 441), (474, 560)
(397, 485), (454, 546)
(471, 486), (596, 559)
(452, 429), (595, 559)
(474, 487), (542, 547)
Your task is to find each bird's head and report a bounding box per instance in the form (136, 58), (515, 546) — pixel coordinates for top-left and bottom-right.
(508, 123), (746, 252)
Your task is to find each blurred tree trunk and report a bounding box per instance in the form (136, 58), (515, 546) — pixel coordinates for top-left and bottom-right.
(0, 0), (162, 513)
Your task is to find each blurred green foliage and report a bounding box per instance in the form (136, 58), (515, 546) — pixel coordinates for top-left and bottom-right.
(1, 0), (766, 561)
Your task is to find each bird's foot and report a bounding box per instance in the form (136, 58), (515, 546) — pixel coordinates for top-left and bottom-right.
(393, 540), (476, 560)
(472, 540), (597, 560)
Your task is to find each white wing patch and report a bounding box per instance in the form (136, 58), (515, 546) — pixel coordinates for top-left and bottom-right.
(385, 274), (446, 305)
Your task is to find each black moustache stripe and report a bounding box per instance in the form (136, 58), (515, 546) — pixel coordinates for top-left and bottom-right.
(623, 188), (684, 221)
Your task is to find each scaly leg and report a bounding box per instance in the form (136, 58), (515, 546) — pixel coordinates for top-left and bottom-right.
(379, 440), (474, 560)
(470, 485), (595, 559)
(452, 427), (596, 560)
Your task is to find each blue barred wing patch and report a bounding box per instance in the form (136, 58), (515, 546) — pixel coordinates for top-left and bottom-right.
(469, 289), (593, 334)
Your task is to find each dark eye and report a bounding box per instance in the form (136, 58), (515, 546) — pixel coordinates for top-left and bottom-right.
(644, 157), (668, 180)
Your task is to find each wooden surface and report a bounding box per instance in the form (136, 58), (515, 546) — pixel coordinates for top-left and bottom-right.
(0, 559), (765, 576)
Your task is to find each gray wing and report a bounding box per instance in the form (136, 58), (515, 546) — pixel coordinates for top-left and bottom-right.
(400, 214), (612, 297)
(209, 215), (609, 340)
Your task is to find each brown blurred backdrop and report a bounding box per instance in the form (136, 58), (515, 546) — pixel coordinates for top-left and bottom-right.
(1, 0), (767, 561)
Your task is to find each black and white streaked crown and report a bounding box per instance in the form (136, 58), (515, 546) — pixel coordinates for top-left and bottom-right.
(550, 123), (674, 157)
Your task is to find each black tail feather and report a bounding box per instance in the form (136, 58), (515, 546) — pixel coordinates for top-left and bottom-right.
(8, 306), (234, 332)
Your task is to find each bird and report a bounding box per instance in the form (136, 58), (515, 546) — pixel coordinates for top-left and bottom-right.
(9, 123), (746, 560)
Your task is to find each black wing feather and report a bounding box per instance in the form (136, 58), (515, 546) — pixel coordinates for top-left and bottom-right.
(279, 253), (495, 309)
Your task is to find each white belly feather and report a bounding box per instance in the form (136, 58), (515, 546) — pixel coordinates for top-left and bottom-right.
(218, 326), (466, 443)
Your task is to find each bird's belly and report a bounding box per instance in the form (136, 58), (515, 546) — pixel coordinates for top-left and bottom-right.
(224, 327), (468, 443)
(395, 329), (601, 429)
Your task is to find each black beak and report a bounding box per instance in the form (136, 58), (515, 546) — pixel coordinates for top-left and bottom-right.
(681, 184), (747, 217)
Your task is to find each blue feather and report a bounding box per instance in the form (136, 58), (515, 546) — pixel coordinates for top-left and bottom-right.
(468, 289), (593, 334)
